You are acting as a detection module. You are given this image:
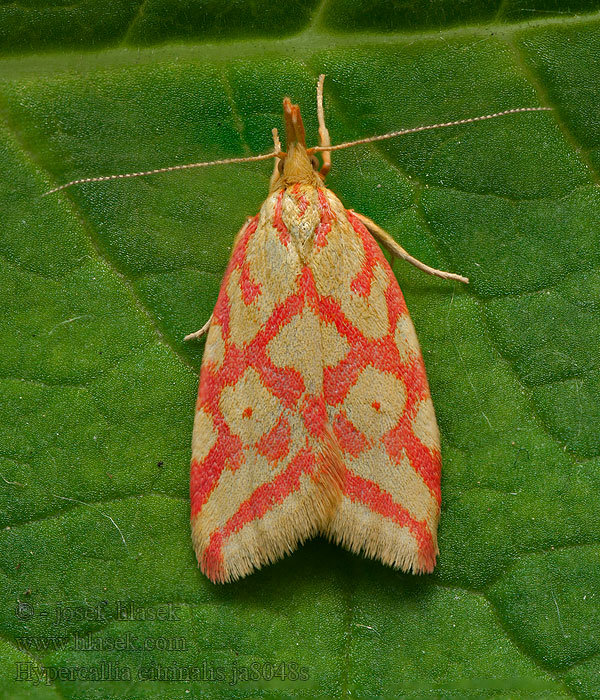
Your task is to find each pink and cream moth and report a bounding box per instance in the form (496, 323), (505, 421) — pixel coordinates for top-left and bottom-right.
(187, 78), (473, 584)
(46, 77), (550, 584)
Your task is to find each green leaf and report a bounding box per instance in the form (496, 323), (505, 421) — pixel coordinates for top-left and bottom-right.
(1, 2), (599, 698)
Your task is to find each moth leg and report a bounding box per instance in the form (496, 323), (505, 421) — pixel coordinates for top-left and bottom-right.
(316, 74), (331, 178)
(353, 211), (469, 284)
(184, 314), (212, 342)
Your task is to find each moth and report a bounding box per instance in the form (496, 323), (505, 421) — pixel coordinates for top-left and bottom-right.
(184, 78), (548, 584)
(47, 77), (549, 583)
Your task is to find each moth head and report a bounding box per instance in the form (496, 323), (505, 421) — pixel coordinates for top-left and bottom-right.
(270, 98), (322, 191)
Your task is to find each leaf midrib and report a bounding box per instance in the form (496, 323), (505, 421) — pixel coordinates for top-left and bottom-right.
(0, 9), (598, 79)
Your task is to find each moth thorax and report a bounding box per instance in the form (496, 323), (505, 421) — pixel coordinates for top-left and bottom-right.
(280, 143), (320, 187)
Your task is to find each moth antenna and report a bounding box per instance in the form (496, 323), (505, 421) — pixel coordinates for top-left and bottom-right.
(271, 127), (283, 156)
(43, 150), (279, 196)
(310, 106), (553, 154)
(316, 74), (332, 177)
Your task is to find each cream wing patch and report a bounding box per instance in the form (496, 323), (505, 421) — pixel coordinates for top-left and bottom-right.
(266, 309), (323, 395)
(321, 320), (351, 367)
(343, 365), (407, 442)
(310, 208), (364, 298)
(345, 446), (437, 526)
(219, 367), (283, 445)
(342, 263), (390, 340)
(191, 408), (218, 463)
(309, 200), (390, 340)
(226, 267), (262, 347)
(411, 397), (440, 452)
(227, 193), (304, 348)
(248, 193), (302, 314)
(394, 313), (421, 364)
(203, 320), (226, 369)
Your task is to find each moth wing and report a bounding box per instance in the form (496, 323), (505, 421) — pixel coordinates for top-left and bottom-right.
(191, 205), (343, 583)
(309, 191), (441, 573)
